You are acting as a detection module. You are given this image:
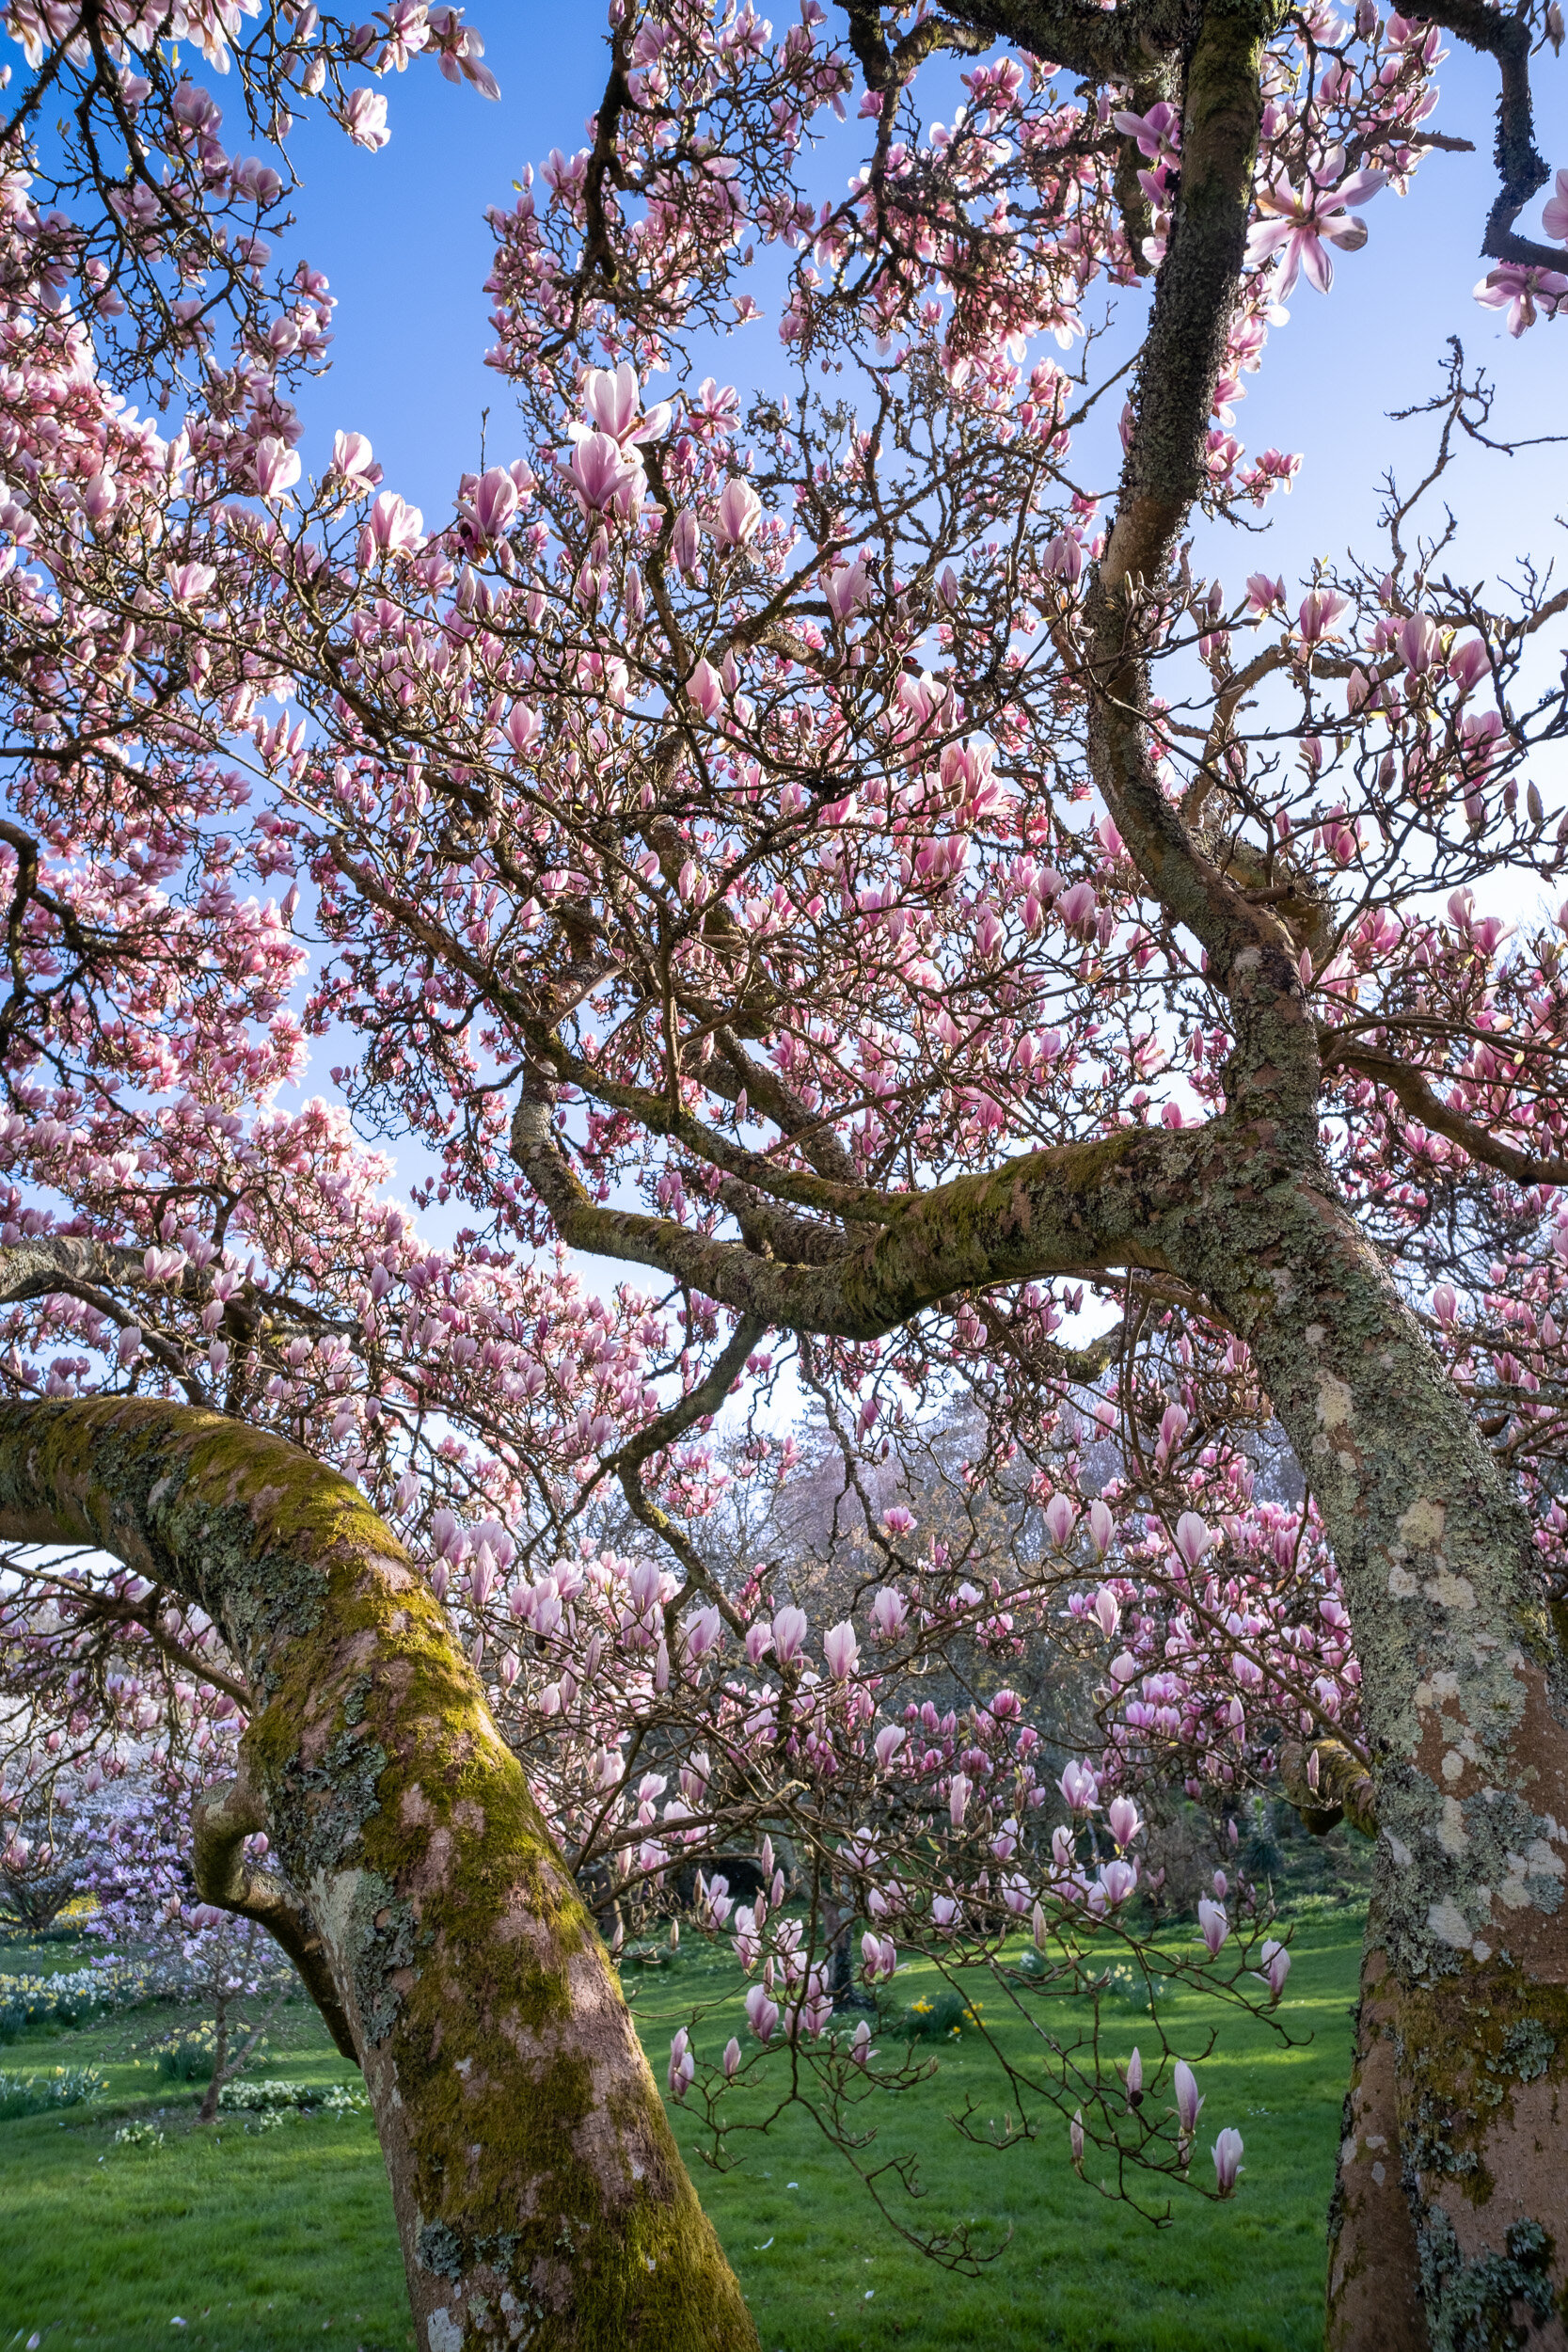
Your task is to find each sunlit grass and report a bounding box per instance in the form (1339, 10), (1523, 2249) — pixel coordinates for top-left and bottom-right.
(0, 1904), (1362, 2351)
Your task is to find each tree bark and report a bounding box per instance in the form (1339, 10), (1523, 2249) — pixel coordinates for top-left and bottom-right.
(0, 1397), (757, 2352)
(1181, 1178), (1568, 2349)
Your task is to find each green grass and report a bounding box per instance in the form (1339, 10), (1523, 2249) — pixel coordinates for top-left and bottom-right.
(0, 1904), (1365, 2352)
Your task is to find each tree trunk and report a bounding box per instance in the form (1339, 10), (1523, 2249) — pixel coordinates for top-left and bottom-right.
(0, 1398), (757, 2352)
(197, 1995), (230, 2127)
(1185, 1178), (1568, 2349)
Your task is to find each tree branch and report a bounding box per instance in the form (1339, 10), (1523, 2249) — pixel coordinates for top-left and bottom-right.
(512, 1081), (1196, 1341)
(191, 1772), (360, 2065)
(1321, 1029), (1568, 1189)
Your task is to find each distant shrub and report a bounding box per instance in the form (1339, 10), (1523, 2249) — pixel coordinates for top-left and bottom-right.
(1096, 1963), (1158, 2014)
(113, 2120), (164, 2148)
(0, 2064), (105, 2120)
(894, 1990), (978, 2043)
(217, 2077), (367, 2116)
(0, 1959), (160, 2039)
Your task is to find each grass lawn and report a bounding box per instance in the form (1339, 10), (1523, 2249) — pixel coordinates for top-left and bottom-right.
(1, 1902), (1363, 2352)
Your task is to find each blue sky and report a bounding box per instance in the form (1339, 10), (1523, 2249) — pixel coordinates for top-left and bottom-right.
(278, 11), (1565, 591)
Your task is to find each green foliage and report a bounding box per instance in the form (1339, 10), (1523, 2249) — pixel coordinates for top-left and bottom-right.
(1095, 1961), (1160, 2014)
(0, 2063), (104, 2119)
(0, 1956), (166, 2041)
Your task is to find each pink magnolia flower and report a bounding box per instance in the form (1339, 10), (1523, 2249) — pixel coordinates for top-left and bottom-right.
(1057, 882), (1099, 933)
(1174, 1511), (1212, 1568)
(684, 1605), (723, 1661)
(771, 1604), (808, 1665)
(1099, 1857), (1138, 1906)
(1124, 2045), (1144, 2106)
(860, 1930), (896, 1982)
(823, 1620), (859, 1682)
(1093, 1585), (1120, 1640)
(1449, 635), (1491, 692)
(668, 2026), (695, 2099)
(1246, 572), (1285, 612)
(744, 1983), (779, 2043)
(824, 556), (870, 623)
(1245, 167), (1386, 295)
(1197, 1897), (1229, 1958)
(1043, 1493), (1077, 1549)
(1069, 2108), (1085, 2171)
(1297, 587), (1350, 647)
(1258, 1938), (1292, 1999)
(331, 430), (378, 487)
(713, 477), (762, 549)
(870, 1585), (909, 1640)
(343, 87), (390, 151)
(505, 702), (543, 756)
(166, 562), (216, 605)
(882, 1505), (915, 1537)
(722, 2036), (742, 2080)
(1212, 2125), (1244, 2196)
(582, 360), (672, 446)
(471, 465), (520, 540)
(1043, 531), (1083, 582)
(1396, 613), (1441, 676)
(686, 658), (723, 720)
(874, 1724), (905, 1769)
(1174, 2059), (1204, 2136)
(672, 508), (702, 573)
(1059, 1758), (1100, 1814)
(1112, 101), (1180, 161)
(1107, 1795), (1143, 1850)
(1473, 263), (1568, 337)
(948, 1772), (972, 1828)
(254, 437), (301, 501)
(567, 430), (635, 515)
(1544, 168), (1568, 244)
(1087, 1501), (1115, 1557)
(363, 491), (424, 558)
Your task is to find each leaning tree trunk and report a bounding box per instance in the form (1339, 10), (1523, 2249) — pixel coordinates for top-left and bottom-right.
(0, 1398), (757, 2352)
(1183, 1178), (1568, 2349)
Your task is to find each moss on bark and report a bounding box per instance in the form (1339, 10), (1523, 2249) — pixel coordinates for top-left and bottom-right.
(0, 1397), (758, 2352)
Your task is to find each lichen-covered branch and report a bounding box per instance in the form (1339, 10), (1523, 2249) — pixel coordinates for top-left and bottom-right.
(0, 1397), (758, 2352)
(511, 1083), (1196, 1338)
(1277, 1736), (1378, 1838)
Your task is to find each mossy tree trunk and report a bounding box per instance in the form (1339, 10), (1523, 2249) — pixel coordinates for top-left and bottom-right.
(0, 1397), (758, 2352)
(1177, 1180), (1568, 2348)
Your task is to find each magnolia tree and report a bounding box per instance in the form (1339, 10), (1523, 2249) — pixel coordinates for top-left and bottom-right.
(78, 1754), (304, 2121)
(0, 0), (1565, 2346)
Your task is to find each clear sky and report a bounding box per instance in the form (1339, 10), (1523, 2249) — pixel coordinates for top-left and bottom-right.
(277, 9), (1565, 597)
